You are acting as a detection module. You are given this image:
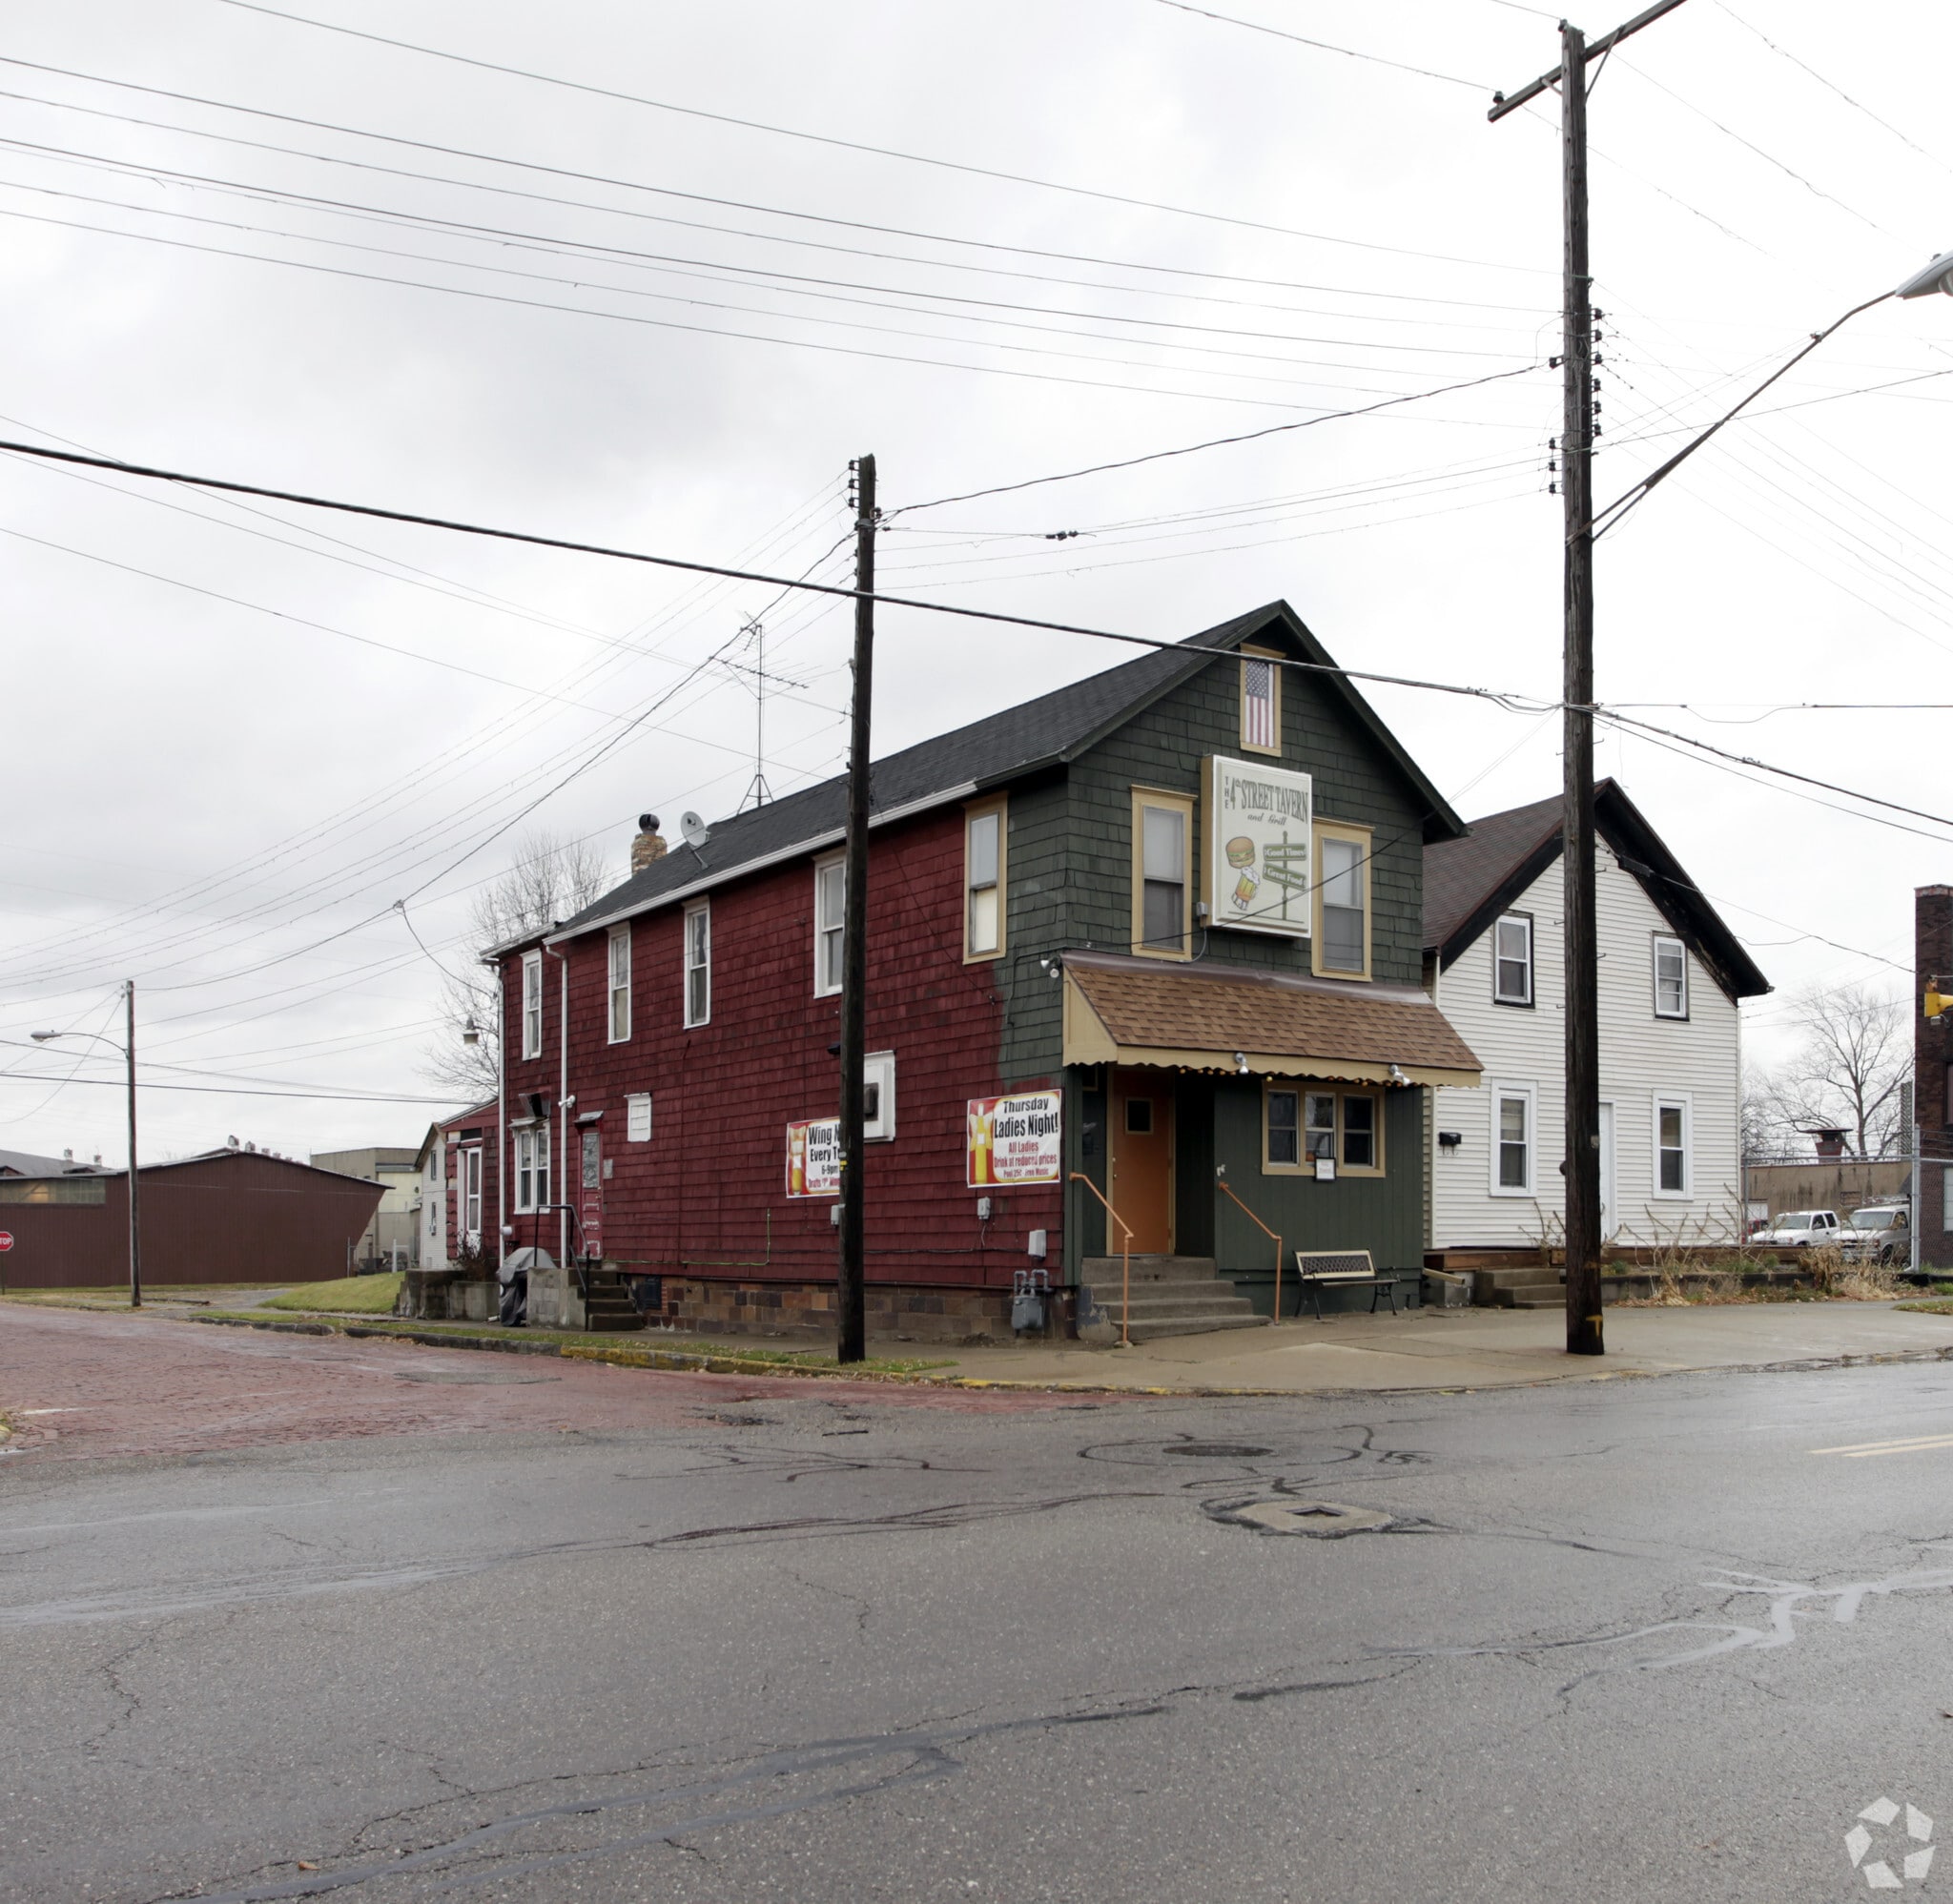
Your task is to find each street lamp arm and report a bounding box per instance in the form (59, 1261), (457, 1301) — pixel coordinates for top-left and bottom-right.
(30, 1029), (130, 1054)
(1591, 287), (1897, 542)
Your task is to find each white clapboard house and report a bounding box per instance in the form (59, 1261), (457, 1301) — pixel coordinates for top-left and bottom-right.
(1421, 782), (1769, 1254)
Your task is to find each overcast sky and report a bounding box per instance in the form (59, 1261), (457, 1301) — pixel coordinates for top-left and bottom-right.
(3, 0), (1950, 1165)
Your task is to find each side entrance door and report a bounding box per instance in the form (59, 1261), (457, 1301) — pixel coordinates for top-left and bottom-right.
(1111, 1069), (1174, 1254)
(580, 1128), (604, 1260)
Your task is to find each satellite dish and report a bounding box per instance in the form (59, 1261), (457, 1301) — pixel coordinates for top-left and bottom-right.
(680, 810), (711, 850)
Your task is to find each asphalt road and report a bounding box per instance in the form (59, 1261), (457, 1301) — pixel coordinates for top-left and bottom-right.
(7, 1308), (1953, 1901)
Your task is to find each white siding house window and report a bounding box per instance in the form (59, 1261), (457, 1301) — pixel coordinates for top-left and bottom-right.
(607, 926), (631, 1043)
(1491, 1084), (1535, 1196)
(1654, 935), (1688, 1018)
(514, 1127), (549, 1214)
(1493, 914), (1533, 1005)
(814, 856), (846, 996)
(964, 801), (1005, 960)
(521, 951), (544, 1059)
(1654, 1095), (1691, 1196)
(684, 901), (710, 1027)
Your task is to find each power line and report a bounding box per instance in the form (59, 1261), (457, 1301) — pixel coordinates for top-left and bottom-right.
(215, 0), (1549, 275)
(1152, 1), (1490, 91)
(0, 1068), (460, 1106)
(881, 364), (1544, 518)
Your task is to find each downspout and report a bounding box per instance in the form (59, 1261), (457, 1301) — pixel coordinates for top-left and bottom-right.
(495, 963), (506, 1272)
(547, 944), (570, 1274)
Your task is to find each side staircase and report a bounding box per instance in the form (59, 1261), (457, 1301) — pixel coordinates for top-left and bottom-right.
(1475, 1263), (1565, 1309)
(1079, 1256), (1267, 1343)
(580, 1265), (648, 1332)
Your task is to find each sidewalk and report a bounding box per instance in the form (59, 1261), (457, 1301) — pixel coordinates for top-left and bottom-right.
(931, 1300), (1953, 1393)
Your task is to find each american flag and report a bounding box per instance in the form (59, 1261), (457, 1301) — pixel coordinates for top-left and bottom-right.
(1243, 657), (1275, 749)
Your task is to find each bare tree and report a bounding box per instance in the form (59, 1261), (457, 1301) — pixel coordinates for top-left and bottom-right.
(1761, 983), (1909, 1159)
(421, 830), (611, 1100)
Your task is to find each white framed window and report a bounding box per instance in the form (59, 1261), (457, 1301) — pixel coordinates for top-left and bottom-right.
(1493, 913), (1533, 1006)
(1131, 788), (1194, 959)
(1653, 1094), (1691, 1198)
(684, 900), (710, 1027)
(520, 950), (543, 1059)
(607, 926), (631, 1043)
(864, 1050), (896, 1142)
(1654, 934), (1688, 1019)
(1312, 821), (1371, 979)
(460, 1146), (482, 1242)
(626, 1094), (653, 1143)
(1239, 647), (1281, 756)
(514, 1126), (550, 1214)
(964, 799), (1006, 961)
(814, 855), (846, 996)
(1490, 1082), (1535, 1197)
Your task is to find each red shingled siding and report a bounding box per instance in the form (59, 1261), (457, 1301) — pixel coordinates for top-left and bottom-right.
(499, 809), (1062, 1291)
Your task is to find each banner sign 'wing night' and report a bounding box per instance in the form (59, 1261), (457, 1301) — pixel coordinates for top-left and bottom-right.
(1204, 755), (1313, 938)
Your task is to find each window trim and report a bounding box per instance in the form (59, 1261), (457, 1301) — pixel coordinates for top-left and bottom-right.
(813, 852), (846, 998)
(1311, 818), (1373, 981)
(626, 1093), (653, 1143)
(1489, 1080), (1537, 1198)
(513, 1125), (550, 1215)
(1652, 1092), (1693, 1199)
(1130, 786), (1196, 962)
(1261, 1082), (1386, 1177)
(962, 795), (1008, 963)
(1653, 933), (1689, 1020)
(520, 950), (544, 1060)
(460, 1144), (483, 1241)
(1492, 911), (1534, 1008)
(606, 924), (631, 1044)
(1238, 645), (1283, 758)
(683, 899), (711, 1029)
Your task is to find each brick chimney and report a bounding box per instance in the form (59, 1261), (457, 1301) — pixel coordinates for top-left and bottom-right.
(629, 813), (668, 874)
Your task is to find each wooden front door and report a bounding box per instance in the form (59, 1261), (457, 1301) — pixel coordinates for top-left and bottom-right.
(1111, 1069), (1174, 1253)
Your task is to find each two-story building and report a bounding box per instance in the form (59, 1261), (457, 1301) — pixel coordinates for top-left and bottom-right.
(1422, 780), (1769, 1261)
(490, 601), (1483, 1340)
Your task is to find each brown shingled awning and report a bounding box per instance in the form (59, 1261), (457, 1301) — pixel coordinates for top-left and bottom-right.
(1061, 952), (1480, 1088)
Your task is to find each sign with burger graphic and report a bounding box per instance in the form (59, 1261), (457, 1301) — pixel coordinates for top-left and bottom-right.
(1203, 755), (1313, 938)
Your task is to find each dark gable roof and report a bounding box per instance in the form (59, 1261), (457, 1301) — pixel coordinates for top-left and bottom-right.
(554, 600), (1465, 941)
(1423, 779), (1770, 1002)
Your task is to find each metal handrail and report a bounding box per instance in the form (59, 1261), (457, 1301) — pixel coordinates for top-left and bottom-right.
(1215, 1169), (1285, 1320)
(1069, 1172), (1134, 1347)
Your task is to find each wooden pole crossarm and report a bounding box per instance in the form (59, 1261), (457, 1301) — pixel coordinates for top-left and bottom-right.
(1070, 1172), (1134, 1347)
(1215, 1176), (1285, 1321)
(1487, 0), (1690, 122)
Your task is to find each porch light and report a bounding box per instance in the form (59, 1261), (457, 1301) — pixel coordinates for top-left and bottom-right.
(1388, 1063), (1409, 1086)
(1233, 1052), (1249, 1075)
(462, 1017), (481, 1047)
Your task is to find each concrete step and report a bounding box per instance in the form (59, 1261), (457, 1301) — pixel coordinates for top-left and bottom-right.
(1088, 1295), (1261, 1324)
(1124, 1312), (1269, 1343)
(1080, 1255), (1218, 1283)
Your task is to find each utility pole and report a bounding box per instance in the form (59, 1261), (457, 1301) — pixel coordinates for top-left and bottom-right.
(836, 454), (876, 1363)
(1491, 0), (1689, 1357)
(125, 979), (142, 1309)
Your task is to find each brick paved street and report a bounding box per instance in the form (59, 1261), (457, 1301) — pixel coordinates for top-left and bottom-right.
(0, 1303), (1073, 1463)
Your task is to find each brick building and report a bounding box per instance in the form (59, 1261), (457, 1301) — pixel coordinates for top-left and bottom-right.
(489, 602), (1483, 1340)
(1917, 885), (1953, 1264)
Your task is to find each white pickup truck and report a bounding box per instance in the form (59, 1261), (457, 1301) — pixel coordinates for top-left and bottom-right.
(1757, 1209), (1842, 1248)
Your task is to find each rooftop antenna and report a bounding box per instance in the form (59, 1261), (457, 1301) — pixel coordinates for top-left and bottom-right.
(727, 616), (807, 812)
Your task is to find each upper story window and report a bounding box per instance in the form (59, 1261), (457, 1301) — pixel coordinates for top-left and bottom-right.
(1654, 934), (1688, 1018)
(520, 950), (543, 1059)
(1131, 788), (1194, 959)
(1493, 913), (1533, 1006)
(1312, 822), (1371, 980)
(684, 900), (710, 1027)
(1239, 648), (1281, 756)
(964, 799), (1006, 961)
(814, 855), (846, 996)
(606, 926), (631, 1043)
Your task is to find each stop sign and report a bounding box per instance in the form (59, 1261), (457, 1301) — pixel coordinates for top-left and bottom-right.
(0, 1233), (13, 1252)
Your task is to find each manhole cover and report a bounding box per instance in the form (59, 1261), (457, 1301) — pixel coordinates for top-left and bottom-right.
(1219, 1500), (1392, 1538)
(1165, 1443), (1271, 1459)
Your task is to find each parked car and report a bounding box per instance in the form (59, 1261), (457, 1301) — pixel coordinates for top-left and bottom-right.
(1757, 1210), (1842, 1248)
(1840, 1204), (1910, 1265)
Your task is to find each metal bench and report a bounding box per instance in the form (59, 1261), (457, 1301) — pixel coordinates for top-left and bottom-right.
(1293, 1249), (1398, 1321)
